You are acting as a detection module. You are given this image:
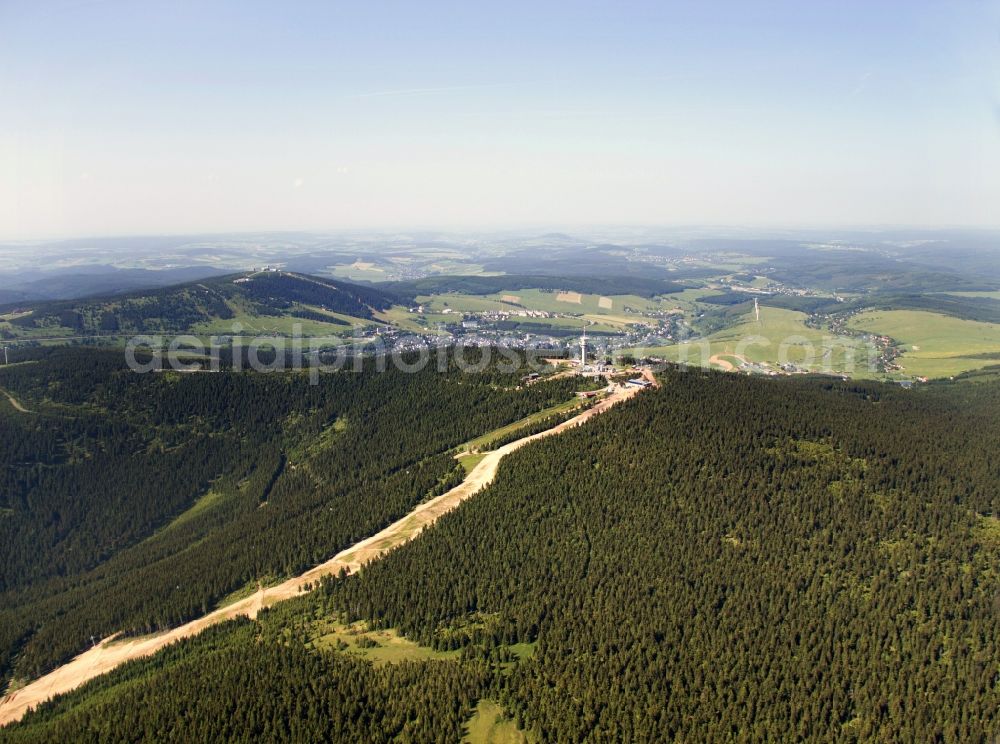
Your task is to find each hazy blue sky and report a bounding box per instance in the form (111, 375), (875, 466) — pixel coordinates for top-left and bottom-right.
(1, 0), (998, 238)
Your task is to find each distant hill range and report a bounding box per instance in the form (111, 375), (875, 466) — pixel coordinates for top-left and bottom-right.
(0, 265), (233, 306)
(2, 271), (399, 337)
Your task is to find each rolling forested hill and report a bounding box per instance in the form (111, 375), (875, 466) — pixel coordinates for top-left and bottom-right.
(0, 347), (587, 687)
(1, 271), (398, 337)
(701, 289), (1000, 325)
(4, 365), (998, 742)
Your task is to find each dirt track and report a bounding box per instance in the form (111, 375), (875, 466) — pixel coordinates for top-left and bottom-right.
(0, 389), (31, 413)
(708, 354), (749, 372)
(0, 382), (645, 726)
(708, 354), (735, 372)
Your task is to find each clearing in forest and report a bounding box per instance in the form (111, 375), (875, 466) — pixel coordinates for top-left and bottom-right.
(464, 699), (530, 744)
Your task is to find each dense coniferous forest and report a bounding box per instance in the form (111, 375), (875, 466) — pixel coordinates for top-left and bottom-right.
(0, 346), (584, 686)
(237, 272), (394, 318)
(305, 371), (1000, 741)
(3, 357), (998, 742)
(2, 620), (488, 743)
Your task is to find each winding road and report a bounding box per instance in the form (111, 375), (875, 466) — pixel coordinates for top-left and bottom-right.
(0, 380), (649, 726)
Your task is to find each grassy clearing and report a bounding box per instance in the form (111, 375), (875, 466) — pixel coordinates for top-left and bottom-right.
(423, 260), (493, 276)
(652, 285), (722, 319)
(637, 307), (874, 376)
(526, 316), (621, 332)
(0, 310), (34, 321)
(666, 286), (717, 304)
(0, 321), (75, 340)
(212, 576), (288, 610)
(744, 275), (772, 289)
(580, 312), (647, 329)
(151, 490), (227, 538)
(299, 304), (377, 327)
(373, 305), (449, 334)
(416, 293), (517, 314)
(459, 397), (583, 453)
(288, 415), (348, 460)
(327, 262), (390, 282)
(310, 619), (461, 665)
(464, 699), (530, 744)
(457, 452), (488, 474)
(192, 310), (359, 337)
(849, 309), (1000, 378)
(506, 642), (536, 662)
(188, 297), (370, 337)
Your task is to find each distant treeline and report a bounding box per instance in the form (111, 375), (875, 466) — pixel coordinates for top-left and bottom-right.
(379, 274), (686, 301)
(700, 290), (1000, 324)
(760, 251), (995, 294)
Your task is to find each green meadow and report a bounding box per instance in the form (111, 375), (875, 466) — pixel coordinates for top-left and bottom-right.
(191, 298), (371, 337)
(417, 289), (668, 316)
(635, 307), (875, 376)
(849, 309), (1000, 378)
(459, 396), (583, 453)
(464, 699), (531, 744)
(309, 619), (461, 665)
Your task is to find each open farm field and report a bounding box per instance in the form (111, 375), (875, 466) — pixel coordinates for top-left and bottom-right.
(635, 307), (874, 376)
(849, 309), (1000, 378)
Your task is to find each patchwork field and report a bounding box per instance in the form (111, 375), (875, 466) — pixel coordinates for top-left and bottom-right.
(849, 309), (1000, 378)
(326, 256), (493, 282)
(416, 293), (522, 314)
(373, 305), (449, 334)
(411, 293), (628, 332)
(636, 307), (875, 376)
(328, 262), (390, 282)
(416, 289), (669, 316)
